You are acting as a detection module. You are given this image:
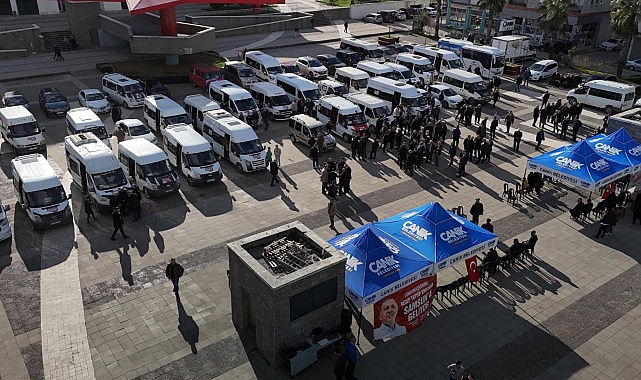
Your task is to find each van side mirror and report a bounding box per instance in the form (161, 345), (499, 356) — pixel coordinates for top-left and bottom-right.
(67, 194), (72, 200)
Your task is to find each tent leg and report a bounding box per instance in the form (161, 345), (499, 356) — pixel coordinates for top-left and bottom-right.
(522, 167), (527, 180)
(356, 308), (363, 346)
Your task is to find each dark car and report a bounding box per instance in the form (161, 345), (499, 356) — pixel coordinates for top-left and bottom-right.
(335, 50), (361, 67)
(538, 40), (574, 54)
(316, 54), (347, 76)
(281, 63), (302, 75)
(139, 79), (171, 98)
(39, 88), (70, 117)
(584, 74), (617, 83)
(2, 91), (30, 110)
(388, 44), (410, 55)
(399, 7), (414, 18)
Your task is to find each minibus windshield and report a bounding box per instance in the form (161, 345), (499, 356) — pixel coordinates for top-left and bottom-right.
(128, 123), (151, 136)
(83, 125), (109, 140)
(236, 98), (258, 112)
(404, 96), (427, 107)
(10, 121), (40, 138)
(373, 105), (391, 118)
(123, 83), (144, 94)
(310, 125), (330, 137)
(92, 169), (128, 191)
(368, 49), (384, 59)
(140, 161), (172, 177)
(346, 113), (367, 125)
(268, 94), (291, 106)
(236, 139), (263, 155)
(186, 150), (217, 167)
(266, 66), (284, 75)
(26, 185), (66, 208)
(164, 114), (191, 126)
(302, 89), (322, 101)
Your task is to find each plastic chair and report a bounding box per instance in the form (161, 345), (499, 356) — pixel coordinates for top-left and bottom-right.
(502, 183), (510, 198)
(515, 182), (522, 199)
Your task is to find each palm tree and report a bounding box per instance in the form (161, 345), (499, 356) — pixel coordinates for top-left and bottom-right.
(538, 0), (570, 54)
(611, 0), (641, 77)
(435, 0), (442, 38)
(477, 0), (507, 41)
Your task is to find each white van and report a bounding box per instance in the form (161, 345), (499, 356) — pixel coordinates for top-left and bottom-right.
(412, 45), (463, 74)
(101, 73), (145, 108)
(275, 73), (322, 103)
(365, 77), (428, 116)
(344, 92), (394, 125)
(394, 53), (436, 82)
(117, 139), (180, 197)
(0, 197), (11, 241)
(65, 133), (129, 210)
(339, 37), (385, 63)
(183, 94), (221, 134)
(201, 111), (266, 172)
(66, 107), (111, 147)
(244, 50), (283, 83)
(11, 153), (72, 228)
(0, 105), (46, 154)
(143, 95), (192, 133)
(208, 80), (262, 128)
(249, 82), (293, 120)
(223, 61), (259, 89)
(288, 114), (336, 151)
(567, 80), (636, 114)
(317, 80), (349, 97)
(384, 62), (418, 84)
(440, 69), (491, 103)
(356, 61), (395, 79)
(315, 95), (369, 142)
(161, 123), (222, 185)
(115, 119), (156, 143)
(334, 67), (370, 92)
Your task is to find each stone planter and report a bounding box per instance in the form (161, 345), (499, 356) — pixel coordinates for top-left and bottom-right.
(378, 35), (399, 46)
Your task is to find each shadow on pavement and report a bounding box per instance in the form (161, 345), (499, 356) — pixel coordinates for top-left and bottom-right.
(177, 294), (200, 355)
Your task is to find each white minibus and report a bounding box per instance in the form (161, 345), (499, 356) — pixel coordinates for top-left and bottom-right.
(0, 197), (11, 241)
(115, 119), (156, 144)
(162, 123), (222, 185)
(66, 107), (111, 147)
(412, 45), (464, 73)
(385, 61), (418, 84)
(437, 38), (505, 78)
(143, 95), (192, 133)
(344, 92), (394, 125)
(356, 61), (395, 79)
(249, 82), (293, 120)
(365, 77), (428, 116)
(334, 67), (370, 92)
(117, 139), (180, 197)
(65, 133), (129, 210)
(0, 105), (46, 154)
(201, 111), (266, 172)
(209, 80), (262, 128)
(11, 153), (72, 228)
(183, 94), (221, 134)
(315, 95), (369, 142)
(393, 53), (435, 82)
(567, 80), (636, 114)
(102, 73), (146, 108)
(244, 50), (284, 83)
(441, 69), (491, 103)
(340, 38), (385, 63)
(275, 73), (322, 103)
(318, 80), (349, 97)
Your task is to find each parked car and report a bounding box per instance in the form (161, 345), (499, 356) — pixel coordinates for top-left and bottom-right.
(427, 84), (463, 109)
(189, 63), (223, 89)
(115, 119), (157, 143)
(423, 7), (438, 16)
(381, 47), (396, 62)
(363, 13), (383, 23)
(599, 38), (624, 52)
(538, 40), (573, 54)
(139, 79), (171, 98)
(78, 89), (111, 114)
(388, 44), (410, 55)
(39, 88), (70, 117)
(296, 56), (328, 79)
(626, 59), (641, 71)
(335, 50), (361, 67)
(528, 59), (558, 81)
(281, 62), (302, 75)
(2, 91), (29, 110)
(316, 54), (347, 76)
(402, 44), (417, 53)
(395, 10), (407, 21)
(398, 7), (415, 18)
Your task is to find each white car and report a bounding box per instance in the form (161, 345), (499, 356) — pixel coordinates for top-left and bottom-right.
(417, 88), (442, 108)
(78, 89), (111, 114)
(427, 84), (463, 109)
(423, 7), (438, 16)
(363, 13), (383, 23)
(395, 10), (407, 21)
(626, 59), (641, 71)
(599, 38), (624, 52)
(115, 119), (157, 144)
(528, 59), (558, 81)
(295, 56), (328, 79)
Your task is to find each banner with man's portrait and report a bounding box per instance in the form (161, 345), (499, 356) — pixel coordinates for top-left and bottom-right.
(373, 275), (437, 341)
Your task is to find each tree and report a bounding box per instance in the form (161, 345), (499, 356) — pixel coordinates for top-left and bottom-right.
(538, 0), (570, 55)
(611, 0), (641, 77)
(477, 0), (507, 41)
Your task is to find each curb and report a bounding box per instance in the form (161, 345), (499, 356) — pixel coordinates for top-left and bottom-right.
(252, 30), (412, 52)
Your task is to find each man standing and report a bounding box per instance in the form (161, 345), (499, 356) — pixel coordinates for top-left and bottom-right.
(261, 106), (270, 131)
(310, 144), (319, 169)
(532, 106), (539, 127)
(111, 104), (122, 123)
(265, 146), (273, 164)
(470, 198), (484, 225)
(513, 129), (523, 152)
(505, 110), (515, 135)
(110, 207), (129, 241)
(474, 103), (482, 124)
(481, 218), (494, 232)
(269, 160), (279, 186)
(369, 138), (379, 159)
(128, 189), (142, 222)
(457, 151), (468, 177)
(328, 197), (337, 229)
(165, 258), (184, 294)
(535, 128), (545, 151)
(344, 334), (358, 380)
(571, 119), (582, 141)
(344, 21), (348, 33)
(542, 90), (550, 107)
(83, 195), (96, 222)
(273, 144), (282, 166)
(447, 361), (465, 380)
(448, 143), (457, 167)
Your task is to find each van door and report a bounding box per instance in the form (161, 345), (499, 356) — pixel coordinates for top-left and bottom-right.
(189, 105), (197, 124)
(330, 107), (339, 125)
(176, 144), (182, 169)
(224, 134), (230, 159)
(128, 157), (136, 178)
(392, 92), (402, 108)
(155, 110), (161, 132)
(435, 55), (443, 71)
(79, 162), (88, 192)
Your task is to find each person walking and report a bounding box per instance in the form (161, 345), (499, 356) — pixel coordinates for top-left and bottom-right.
(269, 160), (279, 186)
(83, 194), (96, 221)
(273, 144), (282, 166)
(265, 146), (273, 165)
(490, 116), (498, 139)
(505, 110), (514, 135)
(470, 198), (484, 224)
(128, 189), (142, 222)
(344, 21), (348, 33)
(111, 104), (122, 123)
(310, 144), (320, 169)
(344, 334), (358, 380)
(491, 88), (500, 108)
(535, 128), (545, 151)
(110, 207), (129, 241)
(513, 129), (523, 152)
(370, 138), (379, 159)
(542, 90), (550, 107)
(532, 106), (539, 127)
(165, 258), (184, 294)
(328, 197), (337, 229)
(447, 361), (465, 380)
(515, 74), (522, 92)
(261, 106), (270, 131)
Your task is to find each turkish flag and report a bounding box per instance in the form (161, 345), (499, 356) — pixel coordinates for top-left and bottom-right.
(465, 256), (480, 282)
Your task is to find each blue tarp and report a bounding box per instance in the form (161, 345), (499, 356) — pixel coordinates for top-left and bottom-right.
(586, 128), (641, 173)
(527, 140), (632, 191)
(329, 202), (498, 307)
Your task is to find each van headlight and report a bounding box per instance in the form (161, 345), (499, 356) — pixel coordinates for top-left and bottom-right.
(192, 172), (201, 179)
(244, 159), (252, 169)
(33, 214), (42, 223)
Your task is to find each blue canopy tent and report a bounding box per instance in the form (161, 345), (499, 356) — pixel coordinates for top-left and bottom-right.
(586, 128), (641, 174)
(527, 140), (633, 192)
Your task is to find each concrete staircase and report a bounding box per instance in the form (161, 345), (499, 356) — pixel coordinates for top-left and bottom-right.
(41, 30), (74, 52)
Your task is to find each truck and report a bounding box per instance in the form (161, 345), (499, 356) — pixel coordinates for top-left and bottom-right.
(491, 35), (536, 62)
(606, 107), (641, 142)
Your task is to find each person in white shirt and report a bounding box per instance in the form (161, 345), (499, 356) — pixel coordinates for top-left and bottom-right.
(373, 297), (406, 340)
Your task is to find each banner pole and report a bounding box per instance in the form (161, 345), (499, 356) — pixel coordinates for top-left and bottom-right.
(357, 308), (363, 346)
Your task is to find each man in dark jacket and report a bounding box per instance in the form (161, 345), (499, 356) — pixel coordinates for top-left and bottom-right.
(128, 190), (142, 222)
(310, 144), (319, 169)
(110, 207), (129, 241)
(166, 258), (184, 293)
(470, 198), (484, 224)
(457, 151), (468, 177)
(269, 160), (279, 186)
(513, 129), (523, 152)
(370, 139), (379, 159)
(595, 208), (618, 238)
(398, 143), (407, 169)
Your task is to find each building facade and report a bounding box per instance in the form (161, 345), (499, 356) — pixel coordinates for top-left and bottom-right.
(0, 0), (122, 16)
